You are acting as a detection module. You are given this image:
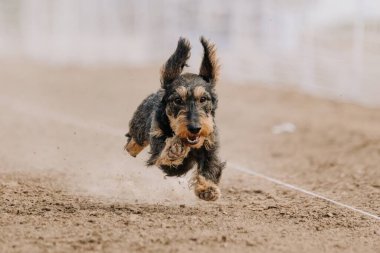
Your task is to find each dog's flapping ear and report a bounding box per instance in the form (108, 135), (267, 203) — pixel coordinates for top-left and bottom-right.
(160, 37), (191, 89)
(199, 36), (220, 85)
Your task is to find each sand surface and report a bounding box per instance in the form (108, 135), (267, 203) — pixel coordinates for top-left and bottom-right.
(0, 62), (379, 252)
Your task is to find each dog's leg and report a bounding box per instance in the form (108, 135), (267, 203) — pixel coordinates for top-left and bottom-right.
(194, 148), (225, 201)
(146, 135), (190, 167)
(155, 136), (190, 167)
(159, 155), (196, 177)
(194, 174), (221, 201)
(124, 138), (148, 157)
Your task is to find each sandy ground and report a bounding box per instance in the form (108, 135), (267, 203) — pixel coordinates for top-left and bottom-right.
(0, 61), (380, 253)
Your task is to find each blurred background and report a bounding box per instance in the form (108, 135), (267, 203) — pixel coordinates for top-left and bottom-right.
(1, 3), (380, 251)
(1, 0), (380, 106)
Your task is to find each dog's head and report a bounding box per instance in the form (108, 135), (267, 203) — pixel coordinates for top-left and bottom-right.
(160, 37), (220, 148)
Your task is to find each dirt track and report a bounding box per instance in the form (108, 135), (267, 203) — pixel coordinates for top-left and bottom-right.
(0, 62), (379, 252)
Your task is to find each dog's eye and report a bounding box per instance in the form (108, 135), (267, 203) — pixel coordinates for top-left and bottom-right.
(200, 96), (207, 103)
(174, 98), (183, 105)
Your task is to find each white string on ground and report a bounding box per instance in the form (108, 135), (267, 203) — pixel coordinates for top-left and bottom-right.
(2, 95), (380, 221)
(229, 162), (380, 221)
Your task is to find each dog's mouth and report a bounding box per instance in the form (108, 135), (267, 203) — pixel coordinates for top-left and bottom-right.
(186, 135), (200, 145)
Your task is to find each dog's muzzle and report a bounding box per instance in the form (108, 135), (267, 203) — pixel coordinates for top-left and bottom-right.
(186, 124), (201, 145)
(186, 135), (200, 145)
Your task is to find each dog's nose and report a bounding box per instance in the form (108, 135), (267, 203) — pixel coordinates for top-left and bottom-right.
(187, 125), (201, 134)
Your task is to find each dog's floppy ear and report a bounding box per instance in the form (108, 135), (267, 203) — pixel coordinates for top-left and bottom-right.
(199, 36), (220, 85)
(160, 37), (191, 89)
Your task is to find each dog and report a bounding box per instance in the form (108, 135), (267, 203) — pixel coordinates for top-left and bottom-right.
(124, 37), (225, 201)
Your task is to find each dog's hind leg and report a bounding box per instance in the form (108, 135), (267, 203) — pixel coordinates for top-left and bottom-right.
(125, 92), (161, 158)
(124, 134), (148, 157)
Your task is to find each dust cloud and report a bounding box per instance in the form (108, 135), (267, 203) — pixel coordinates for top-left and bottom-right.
(0, 96), (196, 204)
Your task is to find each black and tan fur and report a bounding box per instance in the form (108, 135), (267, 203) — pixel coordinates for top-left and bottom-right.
(125, 37), (225, 201)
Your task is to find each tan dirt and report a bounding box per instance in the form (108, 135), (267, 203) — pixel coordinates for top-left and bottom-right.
(0, 61), (379, 253)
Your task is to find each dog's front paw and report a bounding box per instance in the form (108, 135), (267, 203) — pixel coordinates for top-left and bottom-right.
(194, 175), (221, 201)
(197, 185), (220, 201)
(167, 138), (187, 160)
(155, 136), (190, 167)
